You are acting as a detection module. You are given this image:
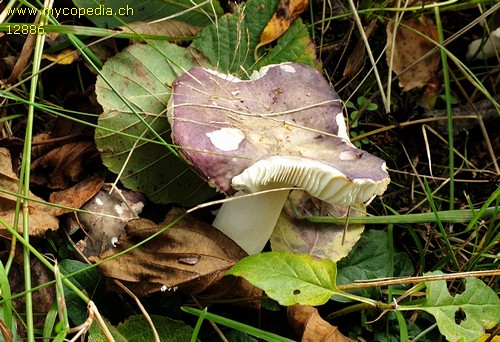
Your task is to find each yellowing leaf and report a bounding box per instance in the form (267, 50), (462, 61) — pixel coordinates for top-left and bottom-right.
(255, 0), (309, 60)
(42, 48), (80, 65)
(386, 16), (441, 91)
(271, 190), (365, 262)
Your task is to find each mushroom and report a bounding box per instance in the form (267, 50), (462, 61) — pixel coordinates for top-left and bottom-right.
(467, 26), (500, 60)
(168, 62), (390, 255)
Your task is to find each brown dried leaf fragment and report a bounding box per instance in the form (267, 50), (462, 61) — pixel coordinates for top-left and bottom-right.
(30, 134), (100, 189)
(288, 305), (353, 342)
(119, 20), (202, 43)
(0, 147), (58, 238)
(49, 175), (104, 216)
(386, 16), (440, 91)
(94, 209), (249, 297)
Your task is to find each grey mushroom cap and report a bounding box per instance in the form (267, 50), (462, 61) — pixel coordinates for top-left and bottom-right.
(169, 62), (389, 206)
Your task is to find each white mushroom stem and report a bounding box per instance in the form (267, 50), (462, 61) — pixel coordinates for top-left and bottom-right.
(212, 189), (290, 255)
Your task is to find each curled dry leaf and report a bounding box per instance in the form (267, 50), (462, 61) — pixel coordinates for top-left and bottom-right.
(93, 209), (253, 297)
(49, 175), (104, 216)
(255, 0), (309, 59)
(30, 133), (100, 189)
(288, 304), (353, 342)
(271, 190), (365, 262)
(0, 147), (58, 238)
(386, 16), (440, 91)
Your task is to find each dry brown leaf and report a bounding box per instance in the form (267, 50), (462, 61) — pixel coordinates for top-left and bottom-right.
(0, 147), (58, 238)
(255, 0), (309, 59)
(119, 20), (202, 43)
(49, 175), (104, 216)
(386, 16), (441, 91)
(30, 134), (100, 189)
(288, 305), (354, 342)
(93, 208), (249, 296)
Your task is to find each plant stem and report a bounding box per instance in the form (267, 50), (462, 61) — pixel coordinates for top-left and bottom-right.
(20, 2), (52, 339)
(434, 6), (454, 210)
(307, 206), (499, 225)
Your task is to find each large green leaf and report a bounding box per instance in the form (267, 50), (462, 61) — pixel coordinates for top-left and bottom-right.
(335, 230), (414, 300)
(59, 259), (102, 325)
(95, 41), (215, 206)
(72, 0), (223, 29)
(404, 276), (500, 342)
(192, 0), (318, 76)
(227, 252), (340, 306)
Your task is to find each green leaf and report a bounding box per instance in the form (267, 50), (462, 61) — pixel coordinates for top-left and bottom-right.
(72, 0), (223, 29)
(407, 276), (500, 342)
(88, 315), (193, 341)
(59, 259), (101, 325)
(95, 41), (215, 206)
(336, 230), (414, 300)
(192, 0), (277, 75)
(357, 96), (367, 107)
(192, 0), (318, 76)
(118, 315), (193, 341)
(345, 101), (356, 109)
(227, 252), (340, 306)
(255, 19), (319, 70)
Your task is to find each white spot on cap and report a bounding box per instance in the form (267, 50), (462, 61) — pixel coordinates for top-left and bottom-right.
(114, 204), (125, 215)
(206, 127), (245, 151)
(95, 198), (104, 206)
(279, 64), (296, 73)
(160, 285), (168, 292)
(335, 112), (351, 143)
(340, 150), (362, 160)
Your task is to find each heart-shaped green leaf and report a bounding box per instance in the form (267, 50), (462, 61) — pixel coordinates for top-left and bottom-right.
(95, 41), (215, 206)
(192, 0), (319, 76)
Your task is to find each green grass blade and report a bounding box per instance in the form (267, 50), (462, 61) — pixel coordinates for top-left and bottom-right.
(394, 311), (408, 342)
(423, 178), (459, 270)
(182, 306), (295, 342)
(0, 262), (14, 335)
(434, 6), (455, 210)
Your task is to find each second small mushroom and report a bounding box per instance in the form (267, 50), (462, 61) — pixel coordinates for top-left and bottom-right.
(168, 62), (390, 255)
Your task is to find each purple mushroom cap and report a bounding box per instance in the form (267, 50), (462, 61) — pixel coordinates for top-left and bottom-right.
(169, 63), (389, 206)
